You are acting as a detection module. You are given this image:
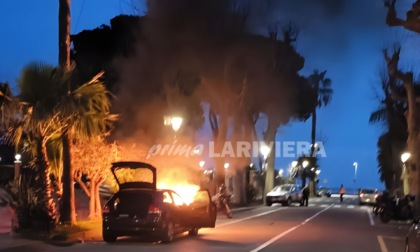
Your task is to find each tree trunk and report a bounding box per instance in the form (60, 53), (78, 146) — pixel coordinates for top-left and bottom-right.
(59, 0), (71, 70)
(95, 182), (102, 218)
(60, 132), (76, 224)
(311, 109), (317, 156)
(37, 137), (58, 229)
(263, 118), (277, 202)
(214, 110), (229, 189)
(89, 180), (96, 219)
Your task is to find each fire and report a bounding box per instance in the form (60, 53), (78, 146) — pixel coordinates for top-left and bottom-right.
(157, 182), (200, 205)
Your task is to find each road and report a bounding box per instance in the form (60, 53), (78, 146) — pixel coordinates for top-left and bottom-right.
(0, 196), (411, 252)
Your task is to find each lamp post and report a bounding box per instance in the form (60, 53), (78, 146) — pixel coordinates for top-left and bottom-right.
(14, 154), (22, 180)
(260, 144), (271, 172)
(401, 152), (411, 195)
(224, 162), (229, 191)
(353, 162), (358, 195)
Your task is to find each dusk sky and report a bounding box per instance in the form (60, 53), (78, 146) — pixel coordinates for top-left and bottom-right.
(1, 1), (420, 190)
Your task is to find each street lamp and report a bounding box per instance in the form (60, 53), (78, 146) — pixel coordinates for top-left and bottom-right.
(14, 153), (22, 180)
(315, 169), (321, 175)
(279, 169), (284, 177)
(401, 152), (411, 163)
(353, 162), (358, 195)
(199, 161), (205, 168)
(302, 160), (309, 168)
(260, 144), (271, 172)
(291, 161), (298, 168)
(401, 152), (411, 195)
(170, 116), (183, 132)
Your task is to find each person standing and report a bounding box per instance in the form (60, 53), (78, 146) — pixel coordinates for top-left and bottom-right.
(301, 186), (310, 207)
(339, 184), (346, 203)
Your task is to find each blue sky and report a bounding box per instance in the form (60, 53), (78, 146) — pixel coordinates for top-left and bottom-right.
(1, 0), (420, 190)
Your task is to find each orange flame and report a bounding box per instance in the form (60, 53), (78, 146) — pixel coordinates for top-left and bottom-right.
(157, 182), (200, 205)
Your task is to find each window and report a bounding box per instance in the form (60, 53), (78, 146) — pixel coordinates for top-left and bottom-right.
(171, 192), (185, 206)
(163, 192), (173, 204)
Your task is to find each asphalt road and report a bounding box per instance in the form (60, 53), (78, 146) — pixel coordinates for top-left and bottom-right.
(0, 196), (411, 252)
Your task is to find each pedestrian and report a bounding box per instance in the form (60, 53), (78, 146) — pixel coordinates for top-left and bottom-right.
(339, 184), (346, 203)
(301, 186), (310, 207)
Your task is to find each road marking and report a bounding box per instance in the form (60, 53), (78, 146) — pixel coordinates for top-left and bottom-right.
(377, 235), (388, 252)
(320, 204), (328, 207)
(308, 204), (316, 207)
(250, 205), (333, 252)
(347, 205), (355, 208)
(333, 205), (341, 208)
(367, 208), (375, 226)
(217, 207), (288, 228)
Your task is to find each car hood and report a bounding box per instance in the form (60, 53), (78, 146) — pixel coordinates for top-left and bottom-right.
(267, 190), (288, 197)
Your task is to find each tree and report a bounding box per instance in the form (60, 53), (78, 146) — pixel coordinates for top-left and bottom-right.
(307, 70), (333, 156)
(71, 138), (120, 219)
(304, 70), (332, 194)
(385, 1), (420, 215)
(369, 67), (407, 192)
(8, 62), (66, 229)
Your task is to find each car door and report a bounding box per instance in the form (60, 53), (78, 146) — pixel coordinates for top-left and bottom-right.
(181, 189), (216, 228)
(290, 186), (297, 201)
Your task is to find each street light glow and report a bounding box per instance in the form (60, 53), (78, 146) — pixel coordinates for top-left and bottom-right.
(170, 116), (183, 132)
(401, 152), (411, 163)
(302, 160), (309, 168)
(315, 170), (321, 175)
(291, 161), (298, 167)
(224, 163), (230, 169)
(199, 161), (205, 168)
(260, 144), (271, 159)
(15, 154), (21, 162)
(279, 169), (284, 176)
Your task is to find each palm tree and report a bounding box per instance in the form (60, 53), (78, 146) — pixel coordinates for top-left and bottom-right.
(369, 69), (407, 192)
(11, 62), (117, 226)
(308, 70), (333, 156)
(59, 70), (117, 224)
(9, 62), (66, 228)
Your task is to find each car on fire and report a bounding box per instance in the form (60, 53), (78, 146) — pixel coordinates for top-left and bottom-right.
(265, 184), (302, 206)
(102, 161), (217, 243)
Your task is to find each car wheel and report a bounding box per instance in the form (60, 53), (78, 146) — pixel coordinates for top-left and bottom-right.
(162, 220), (174, 243)
(102, 231), (117, 243)
(266, 201), (272, 206)
(188, 228), (199, 236)
(287, 198), (292, 206)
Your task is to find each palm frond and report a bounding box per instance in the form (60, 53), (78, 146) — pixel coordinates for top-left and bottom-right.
(369, 107), (388, 124)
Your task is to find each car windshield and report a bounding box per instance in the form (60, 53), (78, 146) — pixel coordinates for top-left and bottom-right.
(278, 185), (292, 192)
(360, 189), (376, 194)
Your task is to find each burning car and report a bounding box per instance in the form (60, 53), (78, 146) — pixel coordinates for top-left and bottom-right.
(102, 161), (216, 243)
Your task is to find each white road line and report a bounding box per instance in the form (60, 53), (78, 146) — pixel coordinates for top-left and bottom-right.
(217, 207), (288, 228)
(347, 205), (355, 208)
(308, 204), (316, 207)
(320, 204), (328, 207)
(333, 205), (341, 208)
(377, 235), (388, 252)
(250, 205), (333, 252)
(367, 209), (375, 226)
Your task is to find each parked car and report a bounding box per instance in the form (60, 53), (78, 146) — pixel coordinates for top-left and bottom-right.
(358, 189), (379, 205)
(405, 216), (420, 251)
(102, 161), (217, 243)
(316, 187), (332, 197)
(265, 184), (302, 206)
(99, 184), (113, 199)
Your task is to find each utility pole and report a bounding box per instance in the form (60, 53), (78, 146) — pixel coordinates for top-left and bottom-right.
(59, 0), (76, 224)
